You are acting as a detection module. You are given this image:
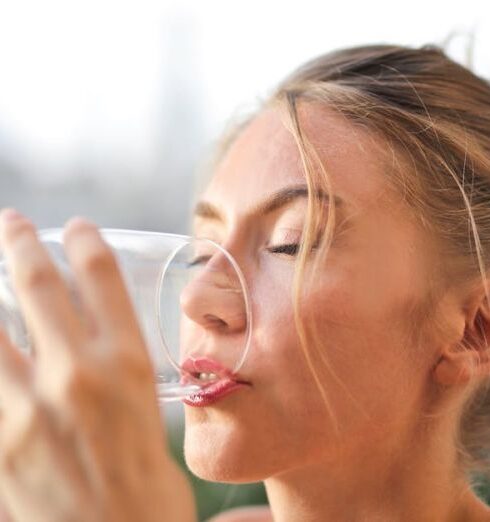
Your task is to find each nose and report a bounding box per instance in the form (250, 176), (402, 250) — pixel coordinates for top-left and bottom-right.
(179, 252), (247, 334)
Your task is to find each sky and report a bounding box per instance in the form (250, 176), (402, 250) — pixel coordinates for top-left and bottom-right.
(0, 0), (489, 182)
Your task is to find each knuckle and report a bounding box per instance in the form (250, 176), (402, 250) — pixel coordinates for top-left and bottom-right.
(78, 248), (117, 277)
(62, 364), (105, 405)
(19, 263), (58, 291)
(0, 400), (43, 470)
(119, 350), (153, 384)
(37, 360), (108, 416)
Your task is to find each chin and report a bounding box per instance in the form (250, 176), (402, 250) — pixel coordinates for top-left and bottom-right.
(183, 409), (278, 483)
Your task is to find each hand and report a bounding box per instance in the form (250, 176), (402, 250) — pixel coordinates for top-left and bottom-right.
(0, 210), (196, 522)
(0, 503), (12, 521)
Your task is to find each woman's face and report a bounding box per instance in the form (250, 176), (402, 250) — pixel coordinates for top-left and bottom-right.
(182, 104), (442, 482)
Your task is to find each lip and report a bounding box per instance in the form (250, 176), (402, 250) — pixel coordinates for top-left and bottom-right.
(181, 356), (251, 407)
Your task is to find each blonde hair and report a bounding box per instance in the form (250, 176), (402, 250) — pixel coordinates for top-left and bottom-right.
(212, 44), (490, 484)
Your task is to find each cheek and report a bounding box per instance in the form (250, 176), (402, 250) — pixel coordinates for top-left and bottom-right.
(245, 258), (413, 429)
(299, 269), (424, 426)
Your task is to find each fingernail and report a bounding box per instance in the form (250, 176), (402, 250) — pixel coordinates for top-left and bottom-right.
(0, 208), (24, 222)
(65, 216), (96, 228)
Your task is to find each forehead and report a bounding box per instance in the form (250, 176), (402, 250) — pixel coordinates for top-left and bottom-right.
(203, 103), (394, 215)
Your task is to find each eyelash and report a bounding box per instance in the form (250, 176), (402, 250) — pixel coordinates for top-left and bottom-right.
(187, 243), (300, 268)
(266, 243), (300, 256)
(187, 255), (212, 267)
(188, 241), (313, 265)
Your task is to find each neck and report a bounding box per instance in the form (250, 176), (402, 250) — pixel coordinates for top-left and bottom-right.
(263, 421), (488, 522)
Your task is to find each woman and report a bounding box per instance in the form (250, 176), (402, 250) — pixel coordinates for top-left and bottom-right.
(0, 43), (490, 521)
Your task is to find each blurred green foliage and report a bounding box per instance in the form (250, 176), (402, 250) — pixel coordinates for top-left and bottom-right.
(473, 475), (490, 505)
(168, 422), (268, 521)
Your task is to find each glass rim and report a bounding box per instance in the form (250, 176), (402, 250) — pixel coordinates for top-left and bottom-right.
(38, 227), (194, 242)
(157, 235), (253, 375)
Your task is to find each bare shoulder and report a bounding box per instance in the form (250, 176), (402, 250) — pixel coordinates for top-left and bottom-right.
(206, 505), (273, 522)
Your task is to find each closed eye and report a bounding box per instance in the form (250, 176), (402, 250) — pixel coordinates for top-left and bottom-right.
(266, 243), (300, 256)
(186, 254), (212, 267)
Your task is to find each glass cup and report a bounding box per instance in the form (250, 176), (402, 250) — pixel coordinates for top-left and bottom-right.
(0, 229), (252, 402)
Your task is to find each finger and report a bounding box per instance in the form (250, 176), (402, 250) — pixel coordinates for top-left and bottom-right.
(0, 209), (84, 363)
(0, 504), (12, 522)
(62, 219), (146, 351)
(0, 328), (31, 412)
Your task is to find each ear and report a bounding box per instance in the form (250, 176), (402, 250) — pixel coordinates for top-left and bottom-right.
(433, 288), (490, 387)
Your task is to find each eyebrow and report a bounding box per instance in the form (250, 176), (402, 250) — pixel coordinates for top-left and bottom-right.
(193, 184), (343, 223)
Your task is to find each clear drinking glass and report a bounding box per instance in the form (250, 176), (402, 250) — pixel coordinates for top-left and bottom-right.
(0, 229), (252, 402)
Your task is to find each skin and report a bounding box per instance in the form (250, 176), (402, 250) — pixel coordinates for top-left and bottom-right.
(0, 104), (489, 521)
(185, 105), (490, 521)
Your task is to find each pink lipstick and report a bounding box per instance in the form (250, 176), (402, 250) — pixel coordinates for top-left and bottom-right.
(181, 357), (250, 407)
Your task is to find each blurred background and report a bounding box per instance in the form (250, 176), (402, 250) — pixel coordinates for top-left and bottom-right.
(1, 0), (490, 519)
